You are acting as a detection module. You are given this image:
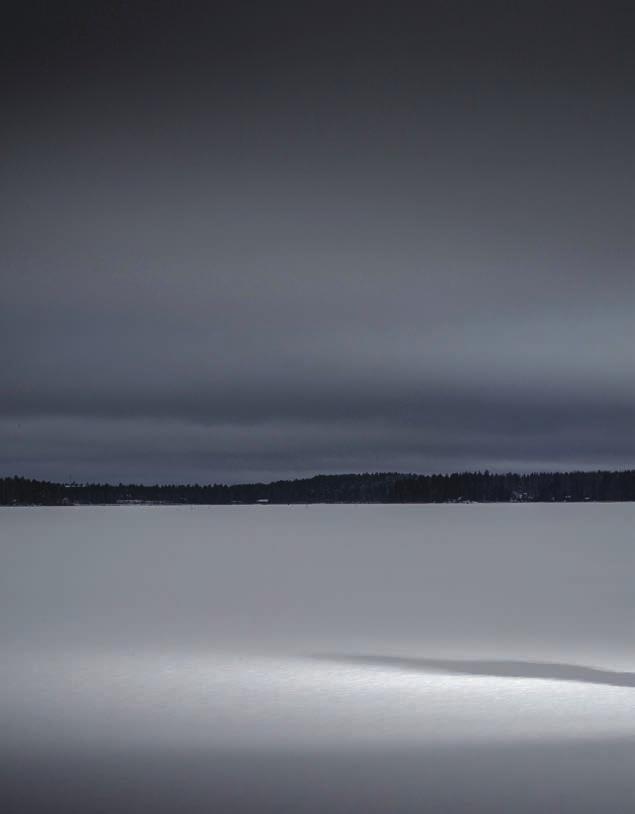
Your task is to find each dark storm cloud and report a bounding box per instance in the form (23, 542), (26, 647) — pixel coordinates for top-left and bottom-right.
(4, 2), (633, 92)
(2, 2), (633, 482)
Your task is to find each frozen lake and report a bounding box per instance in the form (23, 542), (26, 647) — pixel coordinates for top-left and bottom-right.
(2, 504), (634, 812)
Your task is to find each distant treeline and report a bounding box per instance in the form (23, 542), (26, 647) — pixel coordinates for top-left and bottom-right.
(1, 470), (634, 505)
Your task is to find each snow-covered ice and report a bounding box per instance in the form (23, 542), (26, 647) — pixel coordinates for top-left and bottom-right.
(1, 504), (634, 812)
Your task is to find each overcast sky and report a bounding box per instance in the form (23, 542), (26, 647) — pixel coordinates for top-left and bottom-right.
(2, 2), (633, 483)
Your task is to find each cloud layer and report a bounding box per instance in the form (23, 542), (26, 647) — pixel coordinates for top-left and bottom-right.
(2, 2), (633, 482)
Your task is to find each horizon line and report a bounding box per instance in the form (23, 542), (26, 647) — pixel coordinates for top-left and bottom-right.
(2, 467), (634, 490)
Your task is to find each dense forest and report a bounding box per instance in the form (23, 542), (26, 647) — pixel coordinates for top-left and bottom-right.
(1, 470), (634, 505)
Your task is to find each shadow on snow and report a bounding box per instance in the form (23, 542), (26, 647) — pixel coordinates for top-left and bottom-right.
(310, 654), (635, 689)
